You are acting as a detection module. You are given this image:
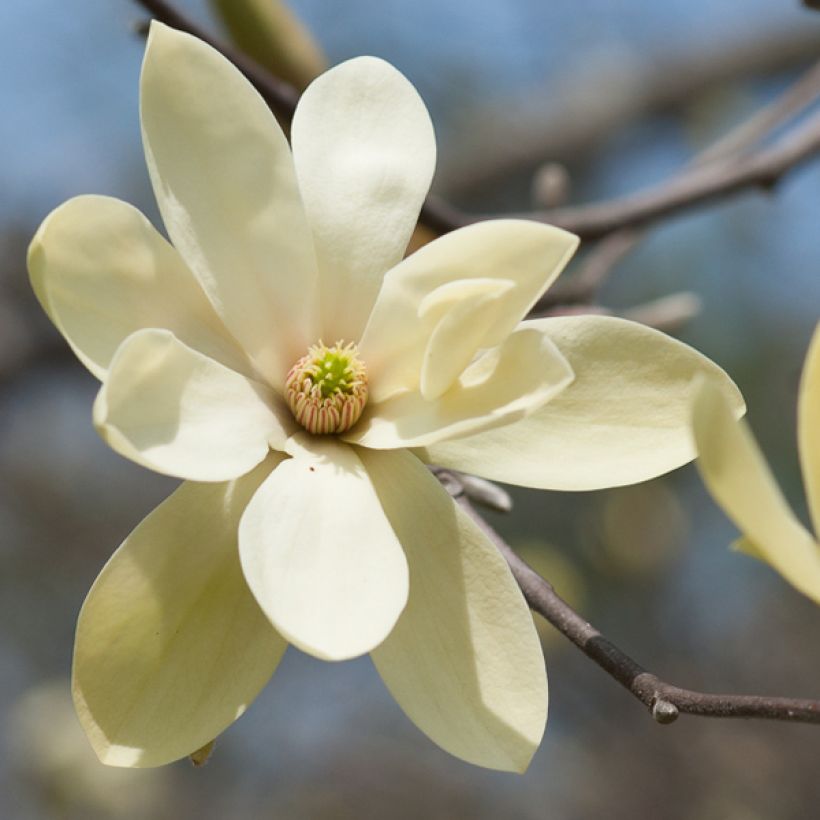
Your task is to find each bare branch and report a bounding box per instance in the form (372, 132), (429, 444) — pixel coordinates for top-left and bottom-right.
(696, 60), (820, 164)
(436, 111), (820, 238)
(444, 28), (820, 194)
(537, 59), (820, 308)
(430, 467), (513, 513)
(455, 493), (820, 726)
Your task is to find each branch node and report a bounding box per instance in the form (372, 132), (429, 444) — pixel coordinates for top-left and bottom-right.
(651, 698), (680, 725)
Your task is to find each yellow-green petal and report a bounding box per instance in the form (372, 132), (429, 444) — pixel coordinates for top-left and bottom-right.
(94, 329), (293, 481)
(361, 448), (547, 773)
(73, 457), (287, 768)
(238, 436), (408, 661)
(291, 56), (436, 343)
(798, 324), (820, 535)
(360, 220), (578, 401)
(693, 378), (820, 604)
(27, 195), (249, 380)
(141, 22), (319, 387)
(421, 315), (745, 490)
(347, 326), (572, 449)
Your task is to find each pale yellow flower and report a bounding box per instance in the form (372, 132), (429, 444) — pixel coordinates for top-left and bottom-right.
(692, 326), (820, 603)
(28, 23), (743, 771)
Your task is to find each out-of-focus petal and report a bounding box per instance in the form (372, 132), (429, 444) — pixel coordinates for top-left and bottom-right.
(360, 220), (578, 401)
(346, 326), (572, 449)
(693, 378), (820, 604)
(421, 315), (745, 490)
(94, 329), (293, 481)
(798, 325), (820, 534)
(238, 436), (408, 661)
(141, 22), (318, 388)
(291, 56), (436, 343)
(27, 195), (249, 380)
(361, 448), (547, 773)
(73, 458), (287, 768)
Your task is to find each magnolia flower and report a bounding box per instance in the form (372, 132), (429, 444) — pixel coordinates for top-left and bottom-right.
(28, 22), (743, 772)
(692, 326), (820, 603)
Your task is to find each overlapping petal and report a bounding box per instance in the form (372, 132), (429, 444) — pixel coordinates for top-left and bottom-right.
(798, 325), (820, 534)
(360, 220), (579, 401)
(94, 329), (292, 481)
(27, 195), (249, 380)
(141, 22), (319, 387)
(291, 56), (436, 343)
(421, 315), (745, 490)
(361, 448), (547, 773)
(238, 436), (409, 661)
(347, 326), (572, 449)
(73, 458), (287, 768)
(692, 378), (820, 604)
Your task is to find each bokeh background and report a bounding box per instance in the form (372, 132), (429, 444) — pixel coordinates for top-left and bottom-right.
(1, 1), (819, 818)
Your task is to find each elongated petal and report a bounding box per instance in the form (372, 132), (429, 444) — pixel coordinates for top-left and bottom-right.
(141, 22), (318, 387)
(361, 448), (547, 773)
(693, 379), (820, 604)
(347, 326), (572, 449)
(291, 56), (436, 343)
(27, 195), (249, 380)
(73, 458), (287, 768)
(421, 315), (745, 490)
(94, 329), (293, 481)
(798, 325), (820, 534)
(238, 436), (408, 661)
(360, 220), (578, 401)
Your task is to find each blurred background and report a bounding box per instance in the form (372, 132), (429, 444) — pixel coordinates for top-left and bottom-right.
(1, 1), (819, 818)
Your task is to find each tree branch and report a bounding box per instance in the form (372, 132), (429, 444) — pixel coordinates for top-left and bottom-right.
(443, 28), (820, 195)
(538, 59), (820, 308)
(449, 486), (820, 726)
(436, 111), (820, 238)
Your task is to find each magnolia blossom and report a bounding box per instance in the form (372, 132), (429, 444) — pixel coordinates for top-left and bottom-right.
(28, 22), (743, 772)
(693, 326), (820, 603)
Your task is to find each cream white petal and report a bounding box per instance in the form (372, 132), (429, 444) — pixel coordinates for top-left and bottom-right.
(421, 315), (745, 490)
(27, 195), (250, 380)
(346, 326), (573, 449)
(73, 458), (288, 768)
(693, 379), (820, 604)
(798, 325), (820, 535)
(291, 56), (436, 343)
(238, 436), (408, 661)
(360, 220), (579, 401)
(141, 22), (318, 388)
(94, 329), (293, 481)
(361, 448), (547, 773)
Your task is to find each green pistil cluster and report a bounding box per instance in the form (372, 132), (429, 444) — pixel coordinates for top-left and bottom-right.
(309, 348), (358, 398)
(285, 341), (368, 435)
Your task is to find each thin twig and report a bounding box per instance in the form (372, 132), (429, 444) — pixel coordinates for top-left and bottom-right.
(444, 28), (820, 194)
(538, 58), (820, 308)
(455, 493), (820, 726)
(465, 111), (820, 238)
(697, 60), (820, 164)
(534, 229), (641, 308)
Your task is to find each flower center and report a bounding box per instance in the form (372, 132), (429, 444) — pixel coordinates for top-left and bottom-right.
(285, 341), (368, 434)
